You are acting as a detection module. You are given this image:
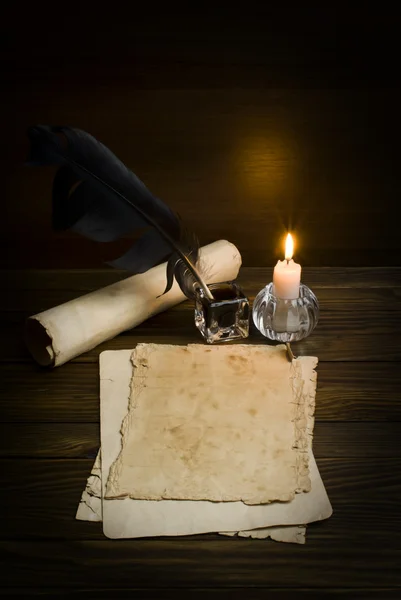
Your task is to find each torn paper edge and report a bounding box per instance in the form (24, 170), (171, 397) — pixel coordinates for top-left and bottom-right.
(76, 349), (322, 544)
(75, 452), (102, 521)
(220, 525), (306, 544)
(105, 344), (312, 504)
(76, 450), (307, 544)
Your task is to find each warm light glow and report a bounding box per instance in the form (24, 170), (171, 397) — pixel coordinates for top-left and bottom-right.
(285, 233), (294, 260)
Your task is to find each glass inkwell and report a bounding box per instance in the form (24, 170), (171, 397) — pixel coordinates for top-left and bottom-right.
(194, 281), (250, 344)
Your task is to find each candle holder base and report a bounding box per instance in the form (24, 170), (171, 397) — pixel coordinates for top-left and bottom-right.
(252, 282), (319, 343)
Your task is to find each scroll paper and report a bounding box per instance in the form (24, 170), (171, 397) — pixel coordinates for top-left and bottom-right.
(25, 240), (241, 367)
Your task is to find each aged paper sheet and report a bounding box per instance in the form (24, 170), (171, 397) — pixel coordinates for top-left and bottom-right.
(106, 344), (311, 504)
(77, 449), (308, 543)
(75, 448), (307, 543)
(220, 525), (306, 543)
(76, 453), (102, 522)
(97, 347), (331, 538)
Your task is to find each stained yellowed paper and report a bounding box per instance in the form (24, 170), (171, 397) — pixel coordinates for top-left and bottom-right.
(98, 347), (331, 539)
(76, 454), (102, 521)
(106, 344), (311, 504)
(76, 450), (306, 544)
(220, 525), (306, 544)
(25, 240), (241, 367)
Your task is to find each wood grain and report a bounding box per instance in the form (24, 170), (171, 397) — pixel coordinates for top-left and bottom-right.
(2, 6), (400, 593)
(1, 532), (400, 589)
(1, 269), (400, 369)
(2, 290), (401, 365)
(0, 458), (399, 545)
(2, 87), (400, 267)
(1, 422), (399, 459)
(2, 362), (400, 423)
(2, 320), (401, 363)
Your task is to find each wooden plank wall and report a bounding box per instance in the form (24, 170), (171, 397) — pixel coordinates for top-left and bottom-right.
(1, 8), (400, 268)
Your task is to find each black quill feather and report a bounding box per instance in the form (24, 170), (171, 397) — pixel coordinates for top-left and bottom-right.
(27, 126), (213, 300)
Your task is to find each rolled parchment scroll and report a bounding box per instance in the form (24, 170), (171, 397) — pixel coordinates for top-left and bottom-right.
(25, 240), (242, 368)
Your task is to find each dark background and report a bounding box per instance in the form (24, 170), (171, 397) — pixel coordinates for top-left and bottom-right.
(1, 6), (400, 269)
(1, 7), (401, 597)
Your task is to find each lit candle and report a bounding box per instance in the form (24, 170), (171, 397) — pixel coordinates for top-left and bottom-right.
(273, 234), (301, 300)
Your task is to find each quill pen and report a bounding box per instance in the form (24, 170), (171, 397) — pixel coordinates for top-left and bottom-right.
(27, 125), (214, 300)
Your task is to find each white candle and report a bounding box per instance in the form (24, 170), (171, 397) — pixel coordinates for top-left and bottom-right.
(273, 234), (301, 300)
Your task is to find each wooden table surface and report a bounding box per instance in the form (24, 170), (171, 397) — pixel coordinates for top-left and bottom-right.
(1, 266), (401, 597)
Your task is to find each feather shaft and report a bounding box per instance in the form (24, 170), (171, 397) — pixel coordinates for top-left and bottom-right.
(64, 154), (214, 299)
(27, 126), (214, 300)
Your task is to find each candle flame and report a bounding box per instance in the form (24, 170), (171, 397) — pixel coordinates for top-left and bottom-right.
(285, 233), (294, 260)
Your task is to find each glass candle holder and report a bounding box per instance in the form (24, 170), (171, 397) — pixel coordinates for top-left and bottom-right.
(252, 282), (319, 343)
(194, 281), (250, 344)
